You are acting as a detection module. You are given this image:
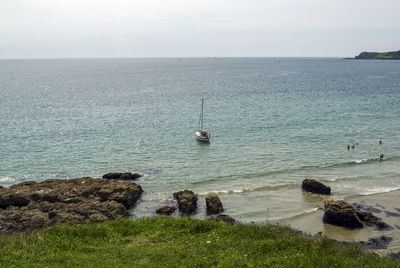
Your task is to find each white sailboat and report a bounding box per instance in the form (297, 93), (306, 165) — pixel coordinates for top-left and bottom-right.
(195, 98), (210, 142)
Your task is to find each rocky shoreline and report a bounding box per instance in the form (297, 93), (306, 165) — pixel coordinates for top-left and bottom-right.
(0, 177), (143, 234)
(0, 174), (234, 234)
(0, 175), (398, 258)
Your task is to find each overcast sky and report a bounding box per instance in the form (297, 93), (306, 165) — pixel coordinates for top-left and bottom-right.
(1, 0), (399, 58)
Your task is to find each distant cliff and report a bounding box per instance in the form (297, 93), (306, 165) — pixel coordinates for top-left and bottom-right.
(353, 50), (400, 60)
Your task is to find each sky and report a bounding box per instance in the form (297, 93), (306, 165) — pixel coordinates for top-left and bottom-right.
(0, 0), (399, 58)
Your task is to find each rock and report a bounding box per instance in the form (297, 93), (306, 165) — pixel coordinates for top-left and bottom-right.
(323, 200), (392, 230)
(0, 193), (30, 209)
(359, 235), (393, 250)
(209, 214), (236, 224)
(89, 213), (109, 222)
(323, 200), (363, 228)
(385, 211), (400, 217)
(352, 203), (382, 214)
(205, 193), (224, 215)
(102, 172), (142, 181)
(173, 190), (197, 215)
(302, 179), (331, 195)
(0, 177), (143, 234)
(353, 203), (391, 230)
(156, 206), (176, 216)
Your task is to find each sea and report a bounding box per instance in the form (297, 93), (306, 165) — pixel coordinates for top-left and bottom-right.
(1, 58), (400, 225)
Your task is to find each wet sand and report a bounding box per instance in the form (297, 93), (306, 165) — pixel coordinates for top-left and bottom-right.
(284, 189), (400, 254)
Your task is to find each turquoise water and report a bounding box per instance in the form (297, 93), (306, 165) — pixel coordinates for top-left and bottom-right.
(1, 58), (400, 221)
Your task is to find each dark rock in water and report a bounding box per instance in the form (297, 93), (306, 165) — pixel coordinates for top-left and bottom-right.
(103, 172), (142, 181)
(0, 177), (143, 234)
(385, 211), (400, 217)
(352, 203), (381, 214)
(375, 203), (386, 209)
(324, 200), (391, 230)
(209, 214), (236, 224)
(173, 190), (197, 215)
(359, 235), (393, 250)
(353, 203), (391, 230)
(302, 179), (331, 195)
(156, 206), (176, 216)
(323, 200), (363, 228)
(374, 221), (392, 230)
(205, 193), (224, 215)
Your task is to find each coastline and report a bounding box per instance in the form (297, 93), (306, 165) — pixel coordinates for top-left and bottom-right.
(0, 175), (399, 265)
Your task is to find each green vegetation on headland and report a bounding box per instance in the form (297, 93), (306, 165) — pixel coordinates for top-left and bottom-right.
(350, 50), (400, 60)
(0, 217), (398, 268)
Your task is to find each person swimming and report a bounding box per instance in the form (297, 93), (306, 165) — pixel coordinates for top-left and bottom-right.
(379, 140), (383, 145)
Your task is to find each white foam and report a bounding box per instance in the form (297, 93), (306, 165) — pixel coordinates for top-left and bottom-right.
(0, 176), (15, 183)
(354, 159), (369, 164)
(358, 186), (400, 196)
(198, 189), (249, 196)
(303, 207), (319, 214)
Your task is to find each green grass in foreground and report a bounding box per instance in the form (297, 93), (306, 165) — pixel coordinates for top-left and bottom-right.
(0, 217), (398, 268)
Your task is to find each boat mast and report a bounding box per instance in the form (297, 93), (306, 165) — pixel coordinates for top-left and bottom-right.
(199, 98), (204, 130)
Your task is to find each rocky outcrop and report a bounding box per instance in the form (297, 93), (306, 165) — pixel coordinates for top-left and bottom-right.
(302, 179), (331, 195)
(323, 200), (391, 230)
(205, 193), (224, 215)
(209, 214), (235, 224)
(353, 50), (400, 60)
(156, 206), (176, 216)
(173, 190), (197, 215)
(323, 200), (363, 228)
(352, 203), (391, 230)
(102, 172), (142, 181)
(0, 177), (143, 234)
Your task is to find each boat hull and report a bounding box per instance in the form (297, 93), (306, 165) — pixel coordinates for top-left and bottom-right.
(195, 131), (210, 142)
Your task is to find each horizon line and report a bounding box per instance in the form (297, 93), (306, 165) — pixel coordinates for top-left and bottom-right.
(0, 56), (348, 60)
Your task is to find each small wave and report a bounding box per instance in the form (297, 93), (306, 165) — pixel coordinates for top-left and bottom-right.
(197, 189), (251, 196)
(350, 158), (382, 165)
(322, 156), (399, 169)
(143, 168), (162, 176)
(304, 207), (320, 214)
(268, 207), (321, 221)
(318, 172), (400, 186)
(355, 187), (400, 197)
(191, 178), (219, 185)
(277, 207), (321, 222)
(196, 156), (400, 184)
(197, 183), (296, 196)
(0, 176), (15, 183)
(354, 159), (368, 164)
(252, 183), (297, 192)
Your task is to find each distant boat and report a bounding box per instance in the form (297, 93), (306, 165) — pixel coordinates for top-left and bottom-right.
(195, 98), (210, 142)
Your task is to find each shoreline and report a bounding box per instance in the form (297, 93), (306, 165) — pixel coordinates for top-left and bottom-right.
(1, 175), (399, 256)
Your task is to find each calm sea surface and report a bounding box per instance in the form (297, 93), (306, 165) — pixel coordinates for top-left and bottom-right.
(1, 58), (400, 221)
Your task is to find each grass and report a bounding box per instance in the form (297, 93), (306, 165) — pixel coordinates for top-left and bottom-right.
(0, 217), (398, 267)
